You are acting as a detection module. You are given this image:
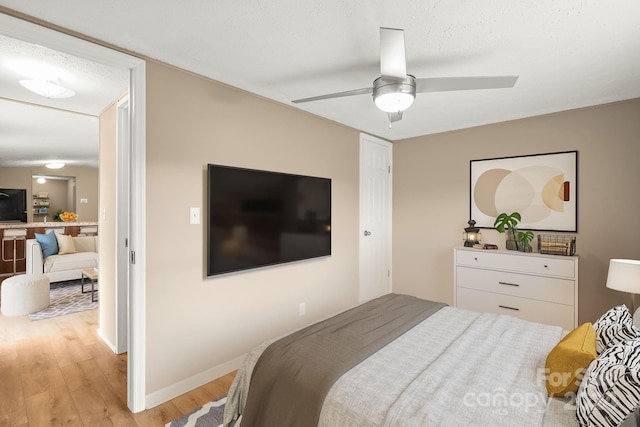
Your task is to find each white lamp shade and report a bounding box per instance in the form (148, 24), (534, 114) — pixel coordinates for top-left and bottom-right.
(606, 259), (640, 294)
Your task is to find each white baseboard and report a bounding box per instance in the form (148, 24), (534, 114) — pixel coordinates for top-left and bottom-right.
(145, 354), (246, 409)
(97, 328), (117, 353)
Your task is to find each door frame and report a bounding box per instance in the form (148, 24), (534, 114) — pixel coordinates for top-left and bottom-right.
(0, 13), (147, 413)
(359, 133), (393, 301)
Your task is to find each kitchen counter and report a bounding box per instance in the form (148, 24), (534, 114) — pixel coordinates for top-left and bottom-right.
(0, 221), (98, 276)
(0, 221), (98, 229)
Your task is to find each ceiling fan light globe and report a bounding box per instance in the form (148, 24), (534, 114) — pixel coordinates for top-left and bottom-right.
(373, 75), (416, 113)
(375, 92), (414, 112)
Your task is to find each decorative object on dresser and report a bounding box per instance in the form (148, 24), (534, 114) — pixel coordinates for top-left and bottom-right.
(470, 151), (577, 232)
(517, 230), (534, 252)
(473, 243), (498, 250)
(493, 211), (521, 250)
(462, 219), (482, 247)
(454, 247), (578, 330)
(538, 234), (576, 256)
(605, 259), (640, 313)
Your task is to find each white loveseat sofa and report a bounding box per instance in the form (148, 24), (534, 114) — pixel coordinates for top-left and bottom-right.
(26, 235), (99, 283)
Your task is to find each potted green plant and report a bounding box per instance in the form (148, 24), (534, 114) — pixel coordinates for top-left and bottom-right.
(494, 212), (521, 250)
(53, 209), (64, 222)
(517, 230), (534, 253)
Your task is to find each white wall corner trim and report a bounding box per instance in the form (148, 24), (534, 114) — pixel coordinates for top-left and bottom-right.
(97, 327), (118, 353)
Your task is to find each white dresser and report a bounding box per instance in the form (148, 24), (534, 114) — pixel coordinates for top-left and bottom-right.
(454, 247), (578, 330)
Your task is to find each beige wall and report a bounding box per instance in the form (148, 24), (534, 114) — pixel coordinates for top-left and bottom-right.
(0, 166), (98, 222)
(75, 166), (99, 221)
(144, 61), (360, 398)
(393, 98), (640, 323)
(98, 100), (118, 348)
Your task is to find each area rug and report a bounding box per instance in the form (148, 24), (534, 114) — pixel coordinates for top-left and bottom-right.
(29, 279), (98, 321)
(166, 395), (228, 427)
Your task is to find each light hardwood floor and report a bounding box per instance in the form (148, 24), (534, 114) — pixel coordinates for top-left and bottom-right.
(0, 306), (235, 426)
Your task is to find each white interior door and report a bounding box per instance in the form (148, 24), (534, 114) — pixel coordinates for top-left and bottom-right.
(359, 133), (392, 302)
(116, 96), (130, 354)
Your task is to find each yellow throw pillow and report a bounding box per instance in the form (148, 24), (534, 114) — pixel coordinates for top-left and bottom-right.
(55, 233), (77, 255)
(545, 322), (597, 396)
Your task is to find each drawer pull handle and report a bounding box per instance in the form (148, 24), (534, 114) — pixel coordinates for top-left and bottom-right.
(498, 281), (520, 287)
(499, 305), (520, 311)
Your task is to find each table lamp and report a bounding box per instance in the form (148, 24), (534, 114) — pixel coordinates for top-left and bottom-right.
(606, 259), (640, 314)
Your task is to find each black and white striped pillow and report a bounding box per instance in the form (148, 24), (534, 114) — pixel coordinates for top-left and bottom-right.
(576, 338), (640, 426)
(593, 305), (640, 354)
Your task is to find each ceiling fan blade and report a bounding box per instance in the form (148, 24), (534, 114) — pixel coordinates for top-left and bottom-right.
(380, 27), (407, 80)
(415, 76), (519, 93)
(292, 87), (373, 104)
(388, 111), (403, 123)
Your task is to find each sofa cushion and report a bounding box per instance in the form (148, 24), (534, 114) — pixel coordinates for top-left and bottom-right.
(73, 236), (97, 253)
(55, 233), (76, 255)
(44, 252), (99, 273)
(35, 231), (58, 258)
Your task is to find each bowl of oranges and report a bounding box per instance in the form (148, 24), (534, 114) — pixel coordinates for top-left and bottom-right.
(59, 211), (78, 222)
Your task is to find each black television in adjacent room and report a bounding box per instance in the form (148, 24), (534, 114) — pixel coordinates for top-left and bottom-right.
(0, 188), (27, 223)
(207, 164), (331, 276)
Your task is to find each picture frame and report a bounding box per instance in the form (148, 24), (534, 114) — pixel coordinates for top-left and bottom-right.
(470, 151), (577, 231)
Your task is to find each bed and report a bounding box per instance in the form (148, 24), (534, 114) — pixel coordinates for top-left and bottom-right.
(223, 293), (640, 427)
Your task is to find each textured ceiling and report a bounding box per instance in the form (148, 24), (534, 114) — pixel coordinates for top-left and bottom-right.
(0, 34), (128, 168)
(0, 0), (639, 168)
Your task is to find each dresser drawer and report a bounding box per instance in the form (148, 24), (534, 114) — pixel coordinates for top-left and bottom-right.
(456, 287), (574, 330)
(455, 249), (576, 279)
(456, 266), (575, 305)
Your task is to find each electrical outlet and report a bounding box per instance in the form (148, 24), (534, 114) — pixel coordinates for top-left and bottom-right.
(299, 302), (306, 316)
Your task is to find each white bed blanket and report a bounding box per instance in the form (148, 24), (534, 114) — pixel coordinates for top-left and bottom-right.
(224, 306), (578, 426)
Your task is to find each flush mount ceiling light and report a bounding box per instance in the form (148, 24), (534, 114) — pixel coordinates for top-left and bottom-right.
(46, 162), (65, 169)
(19, 79), (75, 99)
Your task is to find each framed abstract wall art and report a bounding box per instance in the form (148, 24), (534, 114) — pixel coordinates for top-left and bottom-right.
(470, 151), (577, 231)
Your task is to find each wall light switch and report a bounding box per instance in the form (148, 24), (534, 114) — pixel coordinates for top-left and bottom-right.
(190, 207), (200, 225)
(80, 198), (88, 204)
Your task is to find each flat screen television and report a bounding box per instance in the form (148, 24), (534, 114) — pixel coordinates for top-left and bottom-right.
(207, 164), (331, 276)
(0, 188), (27, 223)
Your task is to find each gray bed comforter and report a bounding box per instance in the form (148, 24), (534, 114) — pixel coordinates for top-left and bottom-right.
(225, 303), (577, 426)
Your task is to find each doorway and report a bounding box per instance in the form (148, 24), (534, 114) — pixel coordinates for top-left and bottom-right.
(0, 13), (147, 412)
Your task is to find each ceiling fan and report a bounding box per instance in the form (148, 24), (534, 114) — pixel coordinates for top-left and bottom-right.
(293, 27), (518, 124)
